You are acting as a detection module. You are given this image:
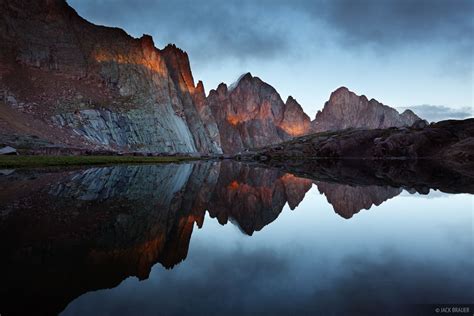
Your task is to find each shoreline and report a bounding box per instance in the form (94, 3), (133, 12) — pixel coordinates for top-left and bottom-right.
(0, 155), (204, 168)
(2, 154), (472, 169)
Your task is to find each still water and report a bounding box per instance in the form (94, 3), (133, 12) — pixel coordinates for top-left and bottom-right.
(0, 161), (472, 315)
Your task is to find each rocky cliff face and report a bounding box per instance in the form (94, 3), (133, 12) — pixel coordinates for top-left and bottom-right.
(207, 73), (311, 153)
(312, 87), (423, 132)
(0, 0), (221, 154)
(161, 44), (222, 153)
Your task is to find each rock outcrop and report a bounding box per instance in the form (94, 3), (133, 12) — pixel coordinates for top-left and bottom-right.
(207, 73), (311, 153)
(0, 0), (221, 154)
(250, 119), (474, 162)
(312, 87), (424, 132)
(245, 119), (474, 206)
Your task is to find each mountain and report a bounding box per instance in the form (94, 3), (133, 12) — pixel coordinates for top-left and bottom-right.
(0, 0), (429, 156)
(0, 0), (221, 154)
(311, 87), (423, 132)
(207, 73), (311, 153)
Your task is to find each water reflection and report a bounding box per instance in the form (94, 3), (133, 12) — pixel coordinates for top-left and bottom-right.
(316, 182), (402, 218)
(0, 161), (472, 315)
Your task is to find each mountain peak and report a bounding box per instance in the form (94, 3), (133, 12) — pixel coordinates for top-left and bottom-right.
(207, 73), (298, 153)
(332, 86), (350, 95)
(401, 109), (415, 115)
(139, 34), (155, 48)
(286, 96), (296, 103)
(240, 72), (253, 80)
(313, 87), (423, 132)
(162, 43), (187, 56)
(400, 109), (426, 125)
(228, 72), (254, 91)
(216, 82), (228, 94)
(281, 96), (311, 137)
(196, 80), (205, 94)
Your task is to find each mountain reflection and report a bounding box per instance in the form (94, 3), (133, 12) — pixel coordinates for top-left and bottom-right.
(0, 160), (471, 315)
(206, 163), (312, 235)
(316, 182), (402, 219)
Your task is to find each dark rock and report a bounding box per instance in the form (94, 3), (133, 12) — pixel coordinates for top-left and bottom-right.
(255, 119), (474, 162)
(411, 119), (429, 129)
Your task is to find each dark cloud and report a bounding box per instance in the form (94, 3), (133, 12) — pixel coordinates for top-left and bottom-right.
(313, 0), (474, 50)
(68, 0), (473, 64)
(398, 105), (473, 122)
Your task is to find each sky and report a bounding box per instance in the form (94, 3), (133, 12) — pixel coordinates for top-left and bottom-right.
(68, 0), (473, 120)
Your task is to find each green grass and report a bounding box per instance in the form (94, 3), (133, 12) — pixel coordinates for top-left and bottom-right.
(0, 155), (199, 168)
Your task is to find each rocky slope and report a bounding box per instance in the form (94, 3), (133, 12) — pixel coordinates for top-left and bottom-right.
(207, 73), (311, 153)
(248, 119), (474, 162)
(312, 87), (423, 132)
(0, 0), (221, 154)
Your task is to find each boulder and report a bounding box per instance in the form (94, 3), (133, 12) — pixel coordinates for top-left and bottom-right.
(411, 119), (429, 129)
(0, 146), (18, 155)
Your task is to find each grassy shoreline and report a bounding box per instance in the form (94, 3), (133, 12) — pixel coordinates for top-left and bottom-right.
(0, 155), (200, 168)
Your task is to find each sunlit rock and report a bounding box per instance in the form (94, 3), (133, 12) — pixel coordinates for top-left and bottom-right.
(207, 73), (311, 153)
(311, 87), (425, 132)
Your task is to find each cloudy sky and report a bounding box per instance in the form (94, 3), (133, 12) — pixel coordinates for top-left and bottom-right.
(68, 0), (473, 120)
